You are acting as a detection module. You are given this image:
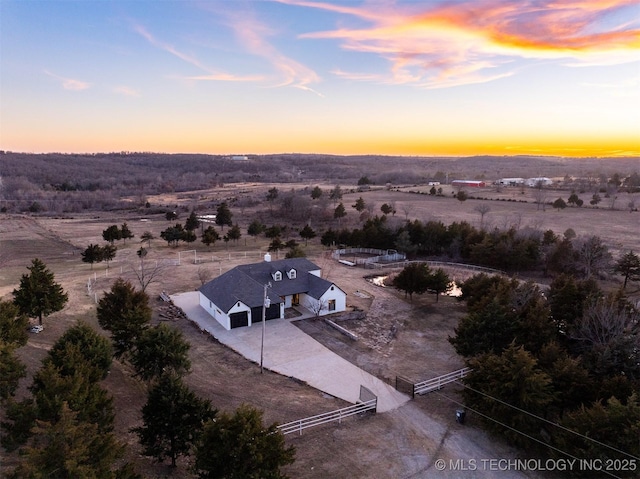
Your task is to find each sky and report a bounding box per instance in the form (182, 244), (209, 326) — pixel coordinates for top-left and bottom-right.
(1, 0), (639, 157)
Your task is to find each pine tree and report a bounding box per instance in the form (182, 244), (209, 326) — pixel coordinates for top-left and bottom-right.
(193, 404), (295, 479)
(12, 259), (68, 326)
(392, 262), (431, 301)
(299, 224), (316, 246)
(215, 202), (233, 230)
(614, 250), (640, 289)
(201, 225), (220, 248)
(134, 374), (216, 467)
(131, 324), (191, 382)
(97, 278), (152, 358)
(120, 222), (134, 243)
(185, 211), (201, 231)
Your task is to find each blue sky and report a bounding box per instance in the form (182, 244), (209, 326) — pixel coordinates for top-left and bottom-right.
(1, 0), (639, 156)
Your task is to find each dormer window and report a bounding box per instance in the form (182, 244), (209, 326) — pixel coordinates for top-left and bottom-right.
(273, 271), (282, 281)
(287, 269), (297, 279)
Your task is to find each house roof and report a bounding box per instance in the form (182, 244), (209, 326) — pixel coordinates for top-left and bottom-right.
(199, 257), (335, 312)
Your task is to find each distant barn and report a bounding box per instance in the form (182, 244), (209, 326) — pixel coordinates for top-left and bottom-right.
(451, 180), (486, 188)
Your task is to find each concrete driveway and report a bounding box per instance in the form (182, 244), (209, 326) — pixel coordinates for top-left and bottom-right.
(171, 292), (409, 412)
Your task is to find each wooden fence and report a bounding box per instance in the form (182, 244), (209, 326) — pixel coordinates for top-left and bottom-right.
(332, 248), (406, 266)
(278, 386), (377, 436)
(413, 367), (471, 396)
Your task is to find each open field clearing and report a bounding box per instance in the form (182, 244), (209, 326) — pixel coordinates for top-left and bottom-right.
(1, 179), (638, 478)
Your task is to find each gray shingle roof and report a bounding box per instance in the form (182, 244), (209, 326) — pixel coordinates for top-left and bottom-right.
(199, 257), (334, 312)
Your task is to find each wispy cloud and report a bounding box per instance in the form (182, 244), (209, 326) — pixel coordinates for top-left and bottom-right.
(131, 21), (266, 83)
(113, 85), (141, 97)
(202, 4), (322, 95)
(44, 70), (91, 90)
(281, 0), (640, 88)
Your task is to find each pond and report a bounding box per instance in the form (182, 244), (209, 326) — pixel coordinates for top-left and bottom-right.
(366, 275), (462, 297)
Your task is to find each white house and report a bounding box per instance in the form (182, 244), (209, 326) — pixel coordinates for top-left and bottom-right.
(525, 177), (553, 187)
(198, 255), (347, 330)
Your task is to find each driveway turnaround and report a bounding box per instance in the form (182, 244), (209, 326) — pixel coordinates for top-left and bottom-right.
(171, 292), (409, 413)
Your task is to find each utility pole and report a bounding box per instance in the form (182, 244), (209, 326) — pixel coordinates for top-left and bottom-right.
(260, 282), (271, 374)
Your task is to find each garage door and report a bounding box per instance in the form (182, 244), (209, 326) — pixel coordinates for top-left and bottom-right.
(229, 311), (248, 329)
(250, 304), (280, 323)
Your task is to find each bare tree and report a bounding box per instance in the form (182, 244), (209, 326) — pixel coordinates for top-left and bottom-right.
(129, 252), (170, 293)
(308, 298), (328, 317)
(473, 204), (491, 230)
(570, 297), (640, 376)
(533, 184), (547, 211)
(197, 266), (213, 286)
(573, 235), (613, 279)
(402, 204), (411, 221)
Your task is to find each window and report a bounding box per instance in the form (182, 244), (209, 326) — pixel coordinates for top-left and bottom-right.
(273, 271), (282, 281)
(287, 269), (297, 279)
(328, 299), (336, 311)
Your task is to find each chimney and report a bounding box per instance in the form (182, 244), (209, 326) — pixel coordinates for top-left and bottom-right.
(264, 252), (271, 262)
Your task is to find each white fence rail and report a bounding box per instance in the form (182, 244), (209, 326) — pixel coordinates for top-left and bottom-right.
(414, 367), (471, 396)
(277, 399), (377, 436)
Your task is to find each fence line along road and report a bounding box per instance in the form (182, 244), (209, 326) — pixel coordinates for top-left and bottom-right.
(413, 367), (471, 396)
(277, 398), (377, 436)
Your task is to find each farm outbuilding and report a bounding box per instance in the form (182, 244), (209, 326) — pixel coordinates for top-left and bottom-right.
(525, 177), (553, 187)
(451, 180), (486, 188)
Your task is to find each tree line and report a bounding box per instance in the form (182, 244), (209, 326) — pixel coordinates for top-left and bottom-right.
(447, 272), (639, 477)
(0, 260), (295, 478)
(320, 215), (640, 284)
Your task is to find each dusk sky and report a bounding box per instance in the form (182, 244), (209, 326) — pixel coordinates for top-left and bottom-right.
(1, 0), (639, 157)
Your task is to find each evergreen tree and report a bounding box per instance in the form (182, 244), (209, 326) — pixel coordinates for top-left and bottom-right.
(201, 225), (220, 248)
(299, 224), (316, 246)
(247, 219), (265, 240)
(614, 250), (640, 289)
(464, 344), (555, 448)
(140, 231), (154, 247)
(264, 225), (282, 239)
(329, 185), (343, 204)
(352, 197), (366, 212)
(102, 225), (121, 244)
(0, 300), (29, 347)
(134, 374), (216, 467)
(130, 324), (191, 382)
(8, 403), (136, 479)
(425, 268), (452, 302)
(392, 262), (431, 301)
(81, 243), (104, 269)
(333, 202), (346, 226)
(310, 185), (323, 199)
(46, 321), (112, 382)
(0, 343), (26, 400)
(552, 197), (567, 210)
(380, 203), (393, 215)
(227, 224), (242, 243)
(185, 210), (201, 231)
(12, 259), (68, 326)
(215, 202), (233, 230)
(193, 404), (295, 479)
(120, 222), (134, 243)
(553, 394), (640, 477)
(160, 223), (186, 246)
(101, 243), (118, 269)
(97, 278), (152, 358)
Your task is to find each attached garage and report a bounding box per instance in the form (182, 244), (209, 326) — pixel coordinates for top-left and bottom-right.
(229, 311), (249, 329)
(251, 304), (280, 323)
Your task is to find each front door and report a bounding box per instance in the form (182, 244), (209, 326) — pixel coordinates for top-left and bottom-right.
(292, 293), (300, 306)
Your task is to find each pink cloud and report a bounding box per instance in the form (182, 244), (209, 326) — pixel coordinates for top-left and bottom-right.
(283, 0), (639, 88)
(44, 70), (91, 91)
